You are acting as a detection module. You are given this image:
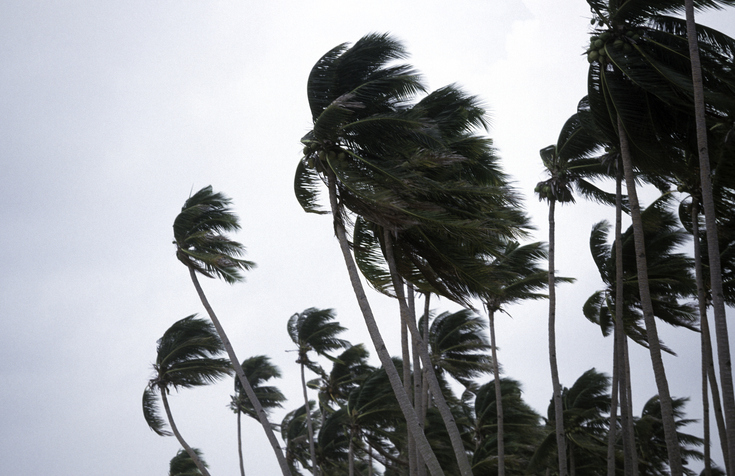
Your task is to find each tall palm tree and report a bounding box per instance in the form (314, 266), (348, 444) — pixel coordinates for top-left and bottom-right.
(230, 355), (287, 476)
(584, 2), (735, 471)
(169, 448), (208, 476)
(143, 315), (232, 476)
(295, 33), (519, 475)
(536, 111), (615, 476)
(684, 1), (735, 466)
(479, 240), (552, 476)
(173, 185), (291, 475)
(288, 308), (349, 475)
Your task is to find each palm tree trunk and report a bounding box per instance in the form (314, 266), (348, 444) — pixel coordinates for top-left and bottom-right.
(401, 281), (417, 476)
(188, 268), (292, 476)
(300, 362), (319, 475)
(489, 308), (506, 476)
(160, 388), (212, 476)
(693, 199), (712, 476)
(326, 173), (445, 476)
(607, 329), (619, 476)
(349, 427), (355, 476)
(685, 4), (735, 471)
(615, 162), (638, 476)
(383, 228), (474, 476)
(238, 409), (246, 476)
(617, 117), (682, 476)
(409, 286), (427, 476)
(548, 198), (568, 476)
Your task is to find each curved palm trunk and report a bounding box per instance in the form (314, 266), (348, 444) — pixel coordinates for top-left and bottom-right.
(617, 118), (682, 476)
(548, 198), (568, 476)
(160, 388), (212, 476)
(326, 173), (445, 476)
(488, 308), (505, 476)
(615, 163), (638, 476)
(383, 229), (474, 476)
(237, 409), (246, 476)
(300, 362), (319, 475)
(188, 268), (292, 476)
(685, 5), (735, 471)
(693, 199), (730, 473)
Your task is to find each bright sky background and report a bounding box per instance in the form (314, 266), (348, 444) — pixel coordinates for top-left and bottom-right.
(2, 1), (734, 475)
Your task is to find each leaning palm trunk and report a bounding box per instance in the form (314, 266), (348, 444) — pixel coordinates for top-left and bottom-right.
(685, 4), (735, 470)
(692, 199), (730, 472)
(408, 285), (426, 476)
(607, 330), (619, 476)
(489, 309), (506, 476)
(400, 282), (417, 476)
(188, 268), (292, 476)
(615, 163), (638, 476)
(547, 198), (568, 476)
(326, 174), (445, 476)
(299, 362), (319, 475)
(617, 117), (683, 476)
(237, 410), (246, 476)
(160, 389), (212, 476)
(383, 229), (474, 476)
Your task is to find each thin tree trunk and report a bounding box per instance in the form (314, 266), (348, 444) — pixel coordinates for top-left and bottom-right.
(326, 173), (444, 476)
(693, 199), (712, 476)
(188, 268), (292, 476)
(383, 228), (474, 476)
(548, 198), (568, 476)
(617, 117), (682, 476)
(489, 308), (506, 476)
(300, 362), (319, 475)
(238, 409), (246, 476)
(685, 4), (735, 471)
(615, 162), (638, 476)
(401, 281), (417, 476)
(160, 388), (212, 476)
(409, 286), (427, 476)
(349, 427), (355, 476)
(607, 329), (619, 476)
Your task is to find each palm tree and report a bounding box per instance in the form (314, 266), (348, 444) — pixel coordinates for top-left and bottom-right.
(480, 240), (552, 476)
(173, 185), (291, 475)
(529, 369), (612, 476)
(471, 378), (545, 475)
(143, 315), (232, 476)
(169, 448), (208, 476)
(536, 110), (615, 476)
(635, 396), (704, 476)
(295, 33), (516, 475)
(282, 402), (321, 475)
(230, 355), (287, 476)
(287, 308), (349, 475)
(584, 3), (735, 471)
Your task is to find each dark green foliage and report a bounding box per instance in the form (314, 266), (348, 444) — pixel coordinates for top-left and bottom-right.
(169, 448), (207, 476)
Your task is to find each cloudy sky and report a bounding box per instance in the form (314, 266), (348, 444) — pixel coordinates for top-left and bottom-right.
(2, 1), (734, 475)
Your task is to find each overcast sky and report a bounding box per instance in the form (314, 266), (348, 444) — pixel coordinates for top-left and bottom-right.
(2, 1), (734, 475)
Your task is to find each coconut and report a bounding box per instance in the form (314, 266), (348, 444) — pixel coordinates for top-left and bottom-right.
(594, 39), (604, 48)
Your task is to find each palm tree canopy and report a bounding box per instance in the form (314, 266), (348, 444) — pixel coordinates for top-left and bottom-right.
(423, 309), (493, 388)
(231, 355), (286, 419)
(173, 185), (255, 284)
(169, 448), (208, 476)
(583, 194), (697, 348)
(287, 308), (349, 373)
(143, 315), (233, 436)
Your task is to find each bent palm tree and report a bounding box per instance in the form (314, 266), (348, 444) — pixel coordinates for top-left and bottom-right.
(143, 315), (232, 476)
(288, 308), (349, 475)
(230, 355), (287, 476)
(174, 185), (291, 475)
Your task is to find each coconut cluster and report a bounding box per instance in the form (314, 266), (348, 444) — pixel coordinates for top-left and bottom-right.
(586, 29), (643, 64)
(302, 141), (346, 169)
